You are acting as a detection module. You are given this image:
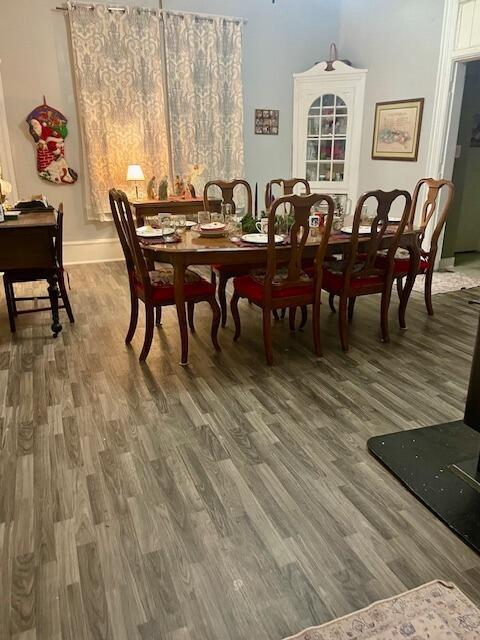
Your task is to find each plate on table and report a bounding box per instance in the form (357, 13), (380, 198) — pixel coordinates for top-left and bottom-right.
(241, 233), (284, 245)
(199, 222), (227, 238)
(341, 226), (371, 235)
(185, 220), (196, 228)
(136, 225), (175, 238)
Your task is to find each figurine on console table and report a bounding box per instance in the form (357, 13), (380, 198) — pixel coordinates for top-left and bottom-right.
(173, 175), (185, 197)
(182, 182), (195, 200)
(188, 163), (205, 197)
(158, 176), (168, 201)
(146, 176), (157, 200)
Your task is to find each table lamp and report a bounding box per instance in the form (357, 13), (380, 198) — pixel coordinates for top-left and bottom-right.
(126, 164), (145, 199)
(0, 166), (12, 204)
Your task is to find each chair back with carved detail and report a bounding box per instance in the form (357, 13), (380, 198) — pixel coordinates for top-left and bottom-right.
(263, 193), (334, 302)
(410, 178), (455, 262)
(342, 190), (412, 285)
(265, 178), (311, 210)
(54, 204), (65, 269)
(109, 189), (151, 294)
(203, 179), (253, 215)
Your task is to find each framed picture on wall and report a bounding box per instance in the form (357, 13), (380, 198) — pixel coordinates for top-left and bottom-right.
(255, 109), (279, 135)
(371, 98), (424, 161)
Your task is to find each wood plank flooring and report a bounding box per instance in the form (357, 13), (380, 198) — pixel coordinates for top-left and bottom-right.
(1, 261), (480, 639)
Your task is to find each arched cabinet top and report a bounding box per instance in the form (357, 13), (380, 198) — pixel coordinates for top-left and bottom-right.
(294, 59), (368, 80)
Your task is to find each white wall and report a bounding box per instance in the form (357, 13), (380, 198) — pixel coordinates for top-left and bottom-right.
(0, 0), (449, 251)
(338, 0), (445, 197)
(0, 0), (131, 246)
(0, 0), (340, 247)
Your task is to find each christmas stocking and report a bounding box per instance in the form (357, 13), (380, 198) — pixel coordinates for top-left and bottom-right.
(26, 99), (78, 184)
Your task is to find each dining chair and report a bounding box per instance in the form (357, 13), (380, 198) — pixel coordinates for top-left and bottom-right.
(264, 178), (311, 324)
(109, 189), (221, 361)
(377, 178), (455, 316)
(322, 189), (412, 351)
(203, 179), (255, 327)
(264, 178), (310, 210)
(231, 193), (335, 365)
(3, 203), (74, 333)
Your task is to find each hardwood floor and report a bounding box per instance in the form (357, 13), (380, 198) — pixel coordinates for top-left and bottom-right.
(1, 262), (480, 640)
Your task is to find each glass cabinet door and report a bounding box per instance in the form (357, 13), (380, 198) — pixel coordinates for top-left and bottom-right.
(305, 94), (347, 183)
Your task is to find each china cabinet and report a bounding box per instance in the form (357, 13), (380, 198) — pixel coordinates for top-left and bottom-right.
(292, 59), (367, 211)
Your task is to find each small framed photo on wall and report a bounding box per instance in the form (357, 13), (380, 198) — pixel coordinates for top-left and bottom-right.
(255, 109), (279, 135)
(372, 98), (424, 161)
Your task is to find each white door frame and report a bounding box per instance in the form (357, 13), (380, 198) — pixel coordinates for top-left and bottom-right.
(425, 0), (480, 264)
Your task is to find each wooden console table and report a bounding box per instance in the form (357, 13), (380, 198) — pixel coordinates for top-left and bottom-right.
(0, 210), (62, 336)
(130, 197), (222, 227)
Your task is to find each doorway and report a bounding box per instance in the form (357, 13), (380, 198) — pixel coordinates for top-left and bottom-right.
(442, 60), (480, 275)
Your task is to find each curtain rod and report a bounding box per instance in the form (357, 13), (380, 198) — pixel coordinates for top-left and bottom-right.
(54, 3), (247, 23)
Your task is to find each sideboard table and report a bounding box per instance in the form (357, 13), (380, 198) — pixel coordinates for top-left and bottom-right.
(130, 197), (222, 227)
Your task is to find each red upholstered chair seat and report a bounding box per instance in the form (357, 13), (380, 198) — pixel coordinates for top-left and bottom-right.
(233, 268), (313, 305)
(133, 267), (215, 305)
(322, 268), (385, 294)
(375, 250), (430, 276)
(320, 255), (387, 293)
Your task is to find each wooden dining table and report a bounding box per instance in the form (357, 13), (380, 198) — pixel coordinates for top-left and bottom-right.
(142, 225), (421, 365)
(0, 210), (62, 336)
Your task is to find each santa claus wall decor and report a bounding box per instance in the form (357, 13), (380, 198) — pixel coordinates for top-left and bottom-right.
(26, 98), (78, 184)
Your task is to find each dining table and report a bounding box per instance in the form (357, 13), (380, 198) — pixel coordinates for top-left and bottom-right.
(0, 209), (62, 336)
(142, 224), (422, 365)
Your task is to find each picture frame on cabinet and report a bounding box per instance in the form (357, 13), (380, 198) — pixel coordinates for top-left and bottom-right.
(372, 98), (424, 161)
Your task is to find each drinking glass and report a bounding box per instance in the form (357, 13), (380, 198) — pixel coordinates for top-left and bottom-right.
(145, 215), (159, 229)
(174, 215), (187, 235)
(332, 213), (345, 232)
(210, 212), (225, 224)
(228, 218), (243, 241)
(225, 216), (233, 237)
(361, 205), (372, 226)
(159, 214), (173, 235)
(198, 211), (211, 225)
(277, 213), (290, 239)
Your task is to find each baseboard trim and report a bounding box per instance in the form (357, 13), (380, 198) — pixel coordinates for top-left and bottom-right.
(64, 238), (123, 265)
(438, 256), (455, 272)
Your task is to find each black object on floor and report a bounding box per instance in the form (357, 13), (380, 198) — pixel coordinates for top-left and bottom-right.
(369, 311), (480, 554)
(368, 421), (480, 554)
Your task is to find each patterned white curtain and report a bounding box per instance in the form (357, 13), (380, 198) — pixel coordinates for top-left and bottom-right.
(164, 12), (245, 194)
(69, 4), (169, 221)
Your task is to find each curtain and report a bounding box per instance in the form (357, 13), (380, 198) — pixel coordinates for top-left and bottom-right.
(164, 12), (244, 196)
(69, 4), (169, 221)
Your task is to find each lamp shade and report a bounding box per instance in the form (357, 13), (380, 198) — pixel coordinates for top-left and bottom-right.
(126, 164), (145, 181)
(0, 166), (12, 196)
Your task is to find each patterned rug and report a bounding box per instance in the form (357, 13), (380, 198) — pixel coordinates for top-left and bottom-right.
(283, 580), (480, 639)
(412, 271), (480, 295)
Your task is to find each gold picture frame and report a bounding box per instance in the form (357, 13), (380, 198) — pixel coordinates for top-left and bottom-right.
(372, 98), (424, 161)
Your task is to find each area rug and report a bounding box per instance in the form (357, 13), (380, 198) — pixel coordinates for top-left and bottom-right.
(412, 271), (480, 295)
(283, 580), (480, 639)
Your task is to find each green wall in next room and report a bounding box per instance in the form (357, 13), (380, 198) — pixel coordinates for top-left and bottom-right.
(443, 60), (480, 259)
